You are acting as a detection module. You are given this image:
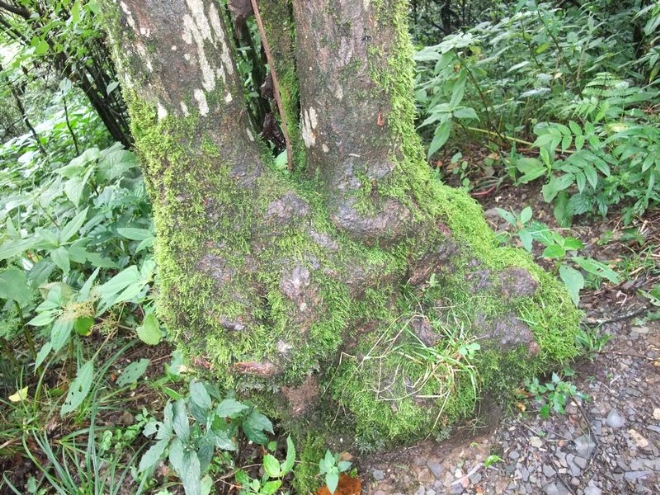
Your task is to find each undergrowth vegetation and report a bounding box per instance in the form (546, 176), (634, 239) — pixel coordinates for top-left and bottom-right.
(0, 0), (658, 494)
(415, 0), (660, 225)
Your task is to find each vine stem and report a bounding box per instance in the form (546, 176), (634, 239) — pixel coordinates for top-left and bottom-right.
(250, 0), (293, 171)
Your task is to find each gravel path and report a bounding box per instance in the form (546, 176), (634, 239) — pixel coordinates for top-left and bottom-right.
(361, 315), (660, 495)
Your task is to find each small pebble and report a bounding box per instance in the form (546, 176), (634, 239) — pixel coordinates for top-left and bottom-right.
(624, 470), (651, 480)
(574, 434), (597, 458)
(628, 429), (649, 449)
(584, 485), (602, 495)
(606, 409), (625, 428)
(529, 436), (543, 448)
(543, 464), (556, 477)
(427, 461), (443, 480)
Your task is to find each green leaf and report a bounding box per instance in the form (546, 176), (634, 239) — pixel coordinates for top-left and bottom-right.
(242, 410), (273, 445)
(117, 359), (150, 387)
(337, 461), (352, 472)
(559, 265), (584, 307)
(96, 148), (138, 182)
(33, 39), (49, 56)
(51, 318), (74, 352)
(106, 81), (119, 95)
(60, 208), (89, 243)
(0, 237), (38, 262)
(519, 206), (532, 225)
(137, 313), (162, 345)
(542, 174), (574, 202)
(572, 257), (620, 284)
(261, 480), (282, 495)
(61, 360), (94, 416)
(210, 429), (236, 451)
(281, 436), (296, 475)
(34, 342), (52, 369)
(263, 454), (281, 478)
(540, 404), (551, 419)
(495, 208), (517, 226)
(74, 316), (94, 336)
(235, 470), (250, 487)
(0, 268), (33, 306)
(79, 268), (100, 300)
(449, 72), (466, 109)
(172, 399), (190, 442)
(326, 471), (339, 494)
(582, 164), (598, 190)
(139, 437), (169, 473)
(216, 399), (249, 418)
(189, 381), (212, 411)
(518, 229), (533, 252)
(320, 450), (335, 473)
(563, 237), (584, 251)
(50, 247), (71, 274)
(452, 107), (479, 120)
(274, 150), (288, 170)
(568, 121), (582, 136)
(514, 157), (546, 183)
(575, 171), (586, 194)
(168, 437), (185, 477)
(427, 121), (452, 158)
(96, 266), (145, 313)
(541, 244), (566, 259)
(173, 447), (202, 495)
(117, 228), (153, 241)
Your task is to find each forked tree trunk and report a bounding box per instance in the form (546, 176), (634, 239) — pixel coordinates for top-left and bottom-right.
(101, 0), (581, 446)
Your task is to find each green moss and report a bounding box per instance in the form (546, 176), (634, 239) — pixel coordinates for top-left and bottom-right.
(292, 435), (326, 494)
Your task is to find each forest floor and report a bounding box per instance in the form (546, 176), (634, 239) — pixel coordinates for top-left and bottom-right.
(360, 183), (660, 495)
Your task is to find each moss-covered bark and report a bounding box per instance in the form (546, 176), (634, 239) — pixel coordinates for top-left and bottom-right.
(101, 0), (582, 449)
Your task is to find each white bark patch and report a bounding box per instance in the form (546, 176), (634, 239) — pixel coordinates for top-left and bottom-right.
(171, 45), (178, 51)
(120, 2), (136, 30)
(334, 86), (343, 100)
(322, 144), (329, 153)
(157, 103), (168, 120)
(308, 107), (318, 129)
(194, 88), (209, 116)
(180, 101), (190, 116)
(301, 107), (318, 148)
(363, 0), (371, 10)
(139, 27), (151, 37)
(182, 14), (216, 92)
(185, 0), (212, 39)
(208, 3), (233, 77)
(246, 128), (254, 141)
(136, 44), (153, 72)
(225, 92), (233, 103)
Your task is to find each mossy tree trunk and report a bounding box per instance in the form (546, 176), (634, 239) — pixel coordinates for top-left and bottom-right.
(102, 0), (581, 446)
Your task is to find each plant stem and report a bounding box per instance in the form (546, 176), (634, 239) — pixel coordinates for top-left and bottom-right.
(250, 0), (293, 172)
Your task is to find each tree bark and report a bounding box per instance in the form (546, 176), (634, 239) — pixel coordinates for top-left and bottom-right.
(101, 0), (581, 447)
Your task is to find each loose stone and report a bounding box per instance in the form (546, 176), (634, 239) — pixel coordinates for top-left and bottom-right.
(543, 464), (557, 477)
(606, 409), (625, 428)
(624, 470), (652, 480)
(574, 434), (597, 458)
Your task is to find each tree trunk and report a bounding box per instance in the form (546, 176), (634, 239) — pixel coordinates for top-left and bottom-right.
(101, 0), (581, 447)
